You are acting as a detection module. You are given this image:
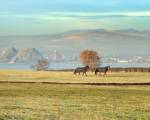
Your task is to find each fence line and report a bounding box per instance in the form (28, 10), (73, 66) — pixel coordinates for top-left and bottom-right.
(110, 67), (150, 73)
(53, 67), (150, 73)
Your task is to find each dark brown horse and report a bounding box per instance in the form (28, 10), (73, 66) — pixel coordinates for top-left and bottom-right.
(95, 66), (110, 76)
(74, 66), (89, 76)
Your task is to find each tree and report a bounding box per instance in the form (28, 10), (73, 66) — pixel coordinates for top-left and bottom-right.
(33, 59), (49, 71)
(80, 50), (101, 70)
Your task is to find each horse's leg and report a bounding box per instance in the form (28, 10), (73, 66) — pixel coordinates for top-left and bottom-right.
(95, 71), (97, 76)
(102, 73), (104, 77)
(99, 72), (102, 76)
(82, 72), (84, 76)
(101, 72), (105, 77)
(103, 72), (107, 77)
(83, 72), (87, 76)
(84, 72), (87, 76)
(105, 72), (108, 77)
(74, 70), (76, 75)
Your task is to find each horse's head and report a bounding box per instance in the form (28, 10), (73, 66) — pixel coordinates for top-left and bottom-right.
(85, 66), (89, 70)
(107, 66), (111, 70)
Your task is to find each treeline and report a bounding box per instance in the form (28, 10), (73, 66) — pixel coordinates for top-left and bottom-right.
(110, 67), (150, 73)
(33, 49), (150, 73)
(51, 67), (150, 73)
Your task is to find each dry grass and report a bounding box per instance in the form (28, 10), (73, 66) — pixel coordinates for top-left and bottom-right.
(0, 71), (150, 119)
(0, 84), (150, 120)
(0, 70), (150, 83)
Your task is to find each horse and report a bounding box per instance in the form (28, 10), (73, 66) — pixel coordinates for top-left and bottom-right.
(74, 66), (89, 76)
(95, 66), (110, 76)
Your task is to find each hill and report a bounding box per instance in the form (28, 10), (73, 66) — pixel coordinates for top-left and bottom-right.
(10, 48), (45, 64)
(0, 29), (150, 56)
(0, 47), (17, 62)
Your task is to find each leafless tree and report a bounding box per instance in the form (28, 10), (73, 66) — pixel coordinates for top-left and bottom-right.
(80, 50), (101, 70)
(33, 59), (49, 71)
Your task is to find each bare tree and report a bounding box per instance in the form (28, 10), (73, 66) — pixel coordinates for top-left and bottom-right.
(80, 50), (101, 70)
(33, 59), (49, 71)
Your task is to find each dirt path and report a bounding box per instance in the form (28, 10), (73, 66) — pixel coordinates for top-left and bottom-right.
(0, 81), (150, 86)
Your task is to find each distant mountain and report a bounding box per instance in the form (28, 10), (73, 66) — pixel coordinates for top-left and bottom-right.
(0, 47), (17, 62)
(115, 29), (141, 32)
(0, 29), (150, 56)
(10, 48), (45, 64)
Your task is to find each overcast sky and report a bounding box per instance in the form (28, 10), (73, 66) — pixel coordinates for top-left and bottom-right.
(0, 0), (150, 35)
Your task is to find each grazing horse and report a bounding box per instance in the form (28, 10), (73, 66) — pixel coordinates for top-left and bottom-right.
(95, 66), (110, 76)
(74, 66), (89, 76)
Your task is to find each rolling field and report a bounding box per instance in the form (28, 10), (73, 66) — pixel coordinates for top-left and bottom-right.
(0, 70), (150, 83)
(0, 70), (150, 120)
(0, 84), (150, 120)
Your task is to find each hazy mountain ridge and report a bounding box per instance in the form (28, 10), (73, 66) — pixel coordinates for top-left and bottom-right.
(0, 29), (150, 56)
(0, 47), (18, 62)
(0, 48), (45, 64)
(0, 47), (150, 65)
(11, 48), (45, 64)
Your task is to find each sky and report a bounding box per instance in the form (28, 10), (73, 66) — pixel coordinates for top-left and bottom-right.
(0, 0), (150, 35)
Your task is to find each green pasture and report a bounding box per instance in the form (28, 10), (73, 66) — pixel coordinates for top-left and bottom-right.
(0, 84), (150, 120)
(0, 70), (150, 83)
(0, 70), (150, 119)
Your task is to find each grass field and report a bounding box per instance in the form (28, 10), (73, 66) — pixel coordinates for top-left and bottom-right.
(0, 70), (150, 83)
(0, 70), (150, 120)
(0, 84), (150, 120)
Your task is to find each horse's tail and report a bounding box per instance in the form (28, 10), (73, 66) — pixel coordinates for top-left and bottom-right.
(95, 69), (98, 76)
(74, 70), (77, 74)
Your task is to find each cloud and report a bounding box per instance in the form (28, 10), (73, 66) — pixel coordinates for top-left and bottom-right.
(1, 11), (150, 20)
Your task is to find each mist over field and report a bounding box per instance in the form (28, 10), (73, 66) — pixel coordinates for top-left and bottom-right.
(0, 29), (150, 56)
